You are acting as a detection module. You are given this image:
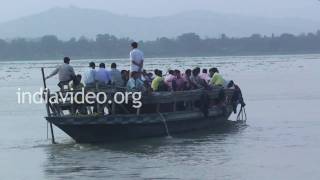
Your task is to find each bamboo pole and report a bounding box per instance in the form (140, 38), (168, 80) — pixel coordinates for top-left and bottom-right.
(41, 67), (56, 144)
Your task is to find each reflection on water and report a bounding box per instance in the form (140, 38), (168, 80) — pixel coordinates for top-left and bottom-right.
(44, 124), (246, 180)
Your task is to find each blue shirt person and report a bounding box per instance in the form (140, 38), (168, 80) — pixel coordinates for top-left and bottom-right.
(95, 63), (111, 87)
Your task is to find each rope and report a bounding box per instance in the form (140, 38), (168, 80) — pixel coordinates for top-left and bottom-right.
(236, 106), (247, 122)
(158, 112), (172, 138)
(47, 122), (49, 139)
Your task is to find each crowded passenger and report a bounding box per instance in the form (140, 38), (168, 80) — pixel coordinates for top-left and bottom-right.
(121, 70), (130, 87)
(199, 68), (211, 83)
(110, 63), (124, 87)
(42, 41), (245, 118)
(84, 62), (96, 87)
(127, 71), (145, 92)
(209, 67), (225, 87)
(95, 63), (111, 87)
(183, 69), (194, 90)
(190, 67), (208, 89)
(164, 70), (176, 91)
(141, 70), (153, 86)
(151, 69), (166, 92)
(71, 74), (87, 114)
(48, 60), (230, 93)
(227, 80), (246, 113)
(46, 43), (234, 94)
(71, 74), (84, 90)
(46, 57), (75, 89)
(173, 70), (185, 91)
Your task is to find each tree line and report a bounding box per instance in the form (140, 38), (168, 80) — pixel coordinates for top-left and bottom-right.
(1, 31), (320, 61)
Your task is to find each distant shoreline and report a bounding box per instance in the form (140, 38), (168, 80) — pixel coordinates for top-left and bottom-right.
(1, 32), (320, 62)
(1, 52), (319, 63)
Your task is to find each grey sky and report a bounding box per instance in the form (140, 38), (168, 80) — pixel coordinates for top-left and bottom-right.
(0, 0), (319, 23)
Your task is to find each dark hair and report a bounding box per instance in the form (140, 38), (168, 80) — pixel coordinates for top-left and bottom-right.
(131, 42), (138, 48)
(168, 70), (174, 75)
(64, 57), (70, 63)
(227, 80), (235, 88)
(73, 74), (82, 85)
(99, 63), (105, 68)
(209, 67), (219, 74)
(147, 72), (153, 77)
(202, 69), (208, 73)
(155, 69), (162, 77)
(195, 67), (201, 73)
(121, 70), (127, 74)
(185, 69), (192, 76)
(175, 70), (181, 78)
(154, 69), (159, 75)
(192, 68), (200, 76)
(89, 62), (95, 68)
(111, 63), (117, 69)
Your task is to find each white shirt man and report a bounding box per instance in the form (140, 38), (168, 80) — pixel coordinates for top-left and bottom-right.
(84, 62), (96, 86)
(129, 42), (144, 72)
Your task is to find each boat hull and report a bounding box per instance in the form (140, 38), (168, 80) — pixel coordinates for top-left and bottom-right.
(46, 106), (233, 143)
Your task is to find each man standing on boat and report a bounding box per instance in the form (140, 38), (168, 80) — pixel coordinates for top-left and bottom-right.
(46, 57), (75, 89)
(129, 42), (144, 75)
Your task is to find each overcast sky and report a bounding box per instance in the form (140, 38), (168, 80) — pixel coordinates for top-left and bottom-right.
(0, 0), (319, 23)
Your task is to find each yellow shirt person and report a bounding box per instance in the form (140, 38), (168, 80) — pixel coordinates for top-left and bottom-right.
(151, 76), (164, 91)
(209, 68), (225, 86)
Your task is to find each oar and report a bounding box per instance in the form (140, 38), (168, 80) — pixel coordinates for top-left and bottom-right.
(41, 67), (56, 144)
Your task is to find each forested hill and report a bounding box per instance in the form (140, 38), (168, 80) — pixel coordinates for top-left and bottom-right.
(1, 32), (320, 61)
(1, 7), (319, 40)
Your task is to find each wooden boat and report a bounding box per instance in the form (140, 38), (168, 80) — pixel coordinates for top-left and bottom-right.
(41, 68), (242, 143)
(44, 87), (238, 143)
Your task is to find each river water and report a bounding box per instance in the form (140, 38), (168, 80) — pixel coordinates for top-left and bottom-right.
(0, 54), (319, 180)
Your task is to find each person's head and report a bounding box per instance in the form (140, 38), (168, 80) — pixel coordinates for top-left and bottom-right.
(142, 69), (147, 75)
(147, 72), (153, 78)
(121, 70), (128, 79)
(227, 80), (235, 88)
(154, 69), (159, 76)
(64, 57), (70, 64)
(131, 42), (138, 49)
(185, 69), (192, 77)
(89, 62), (95, 69)
(196, 67), (201, 73)
(76, 74), (82, 82)
(192, 68), (200, 76)
(209, 68), (219, 77)
(131, 71), (138, 79)
(99, 63), (105, 69)
(73, 74), (82, 85)
(175, 69), (181, 78)
(154, 69), (162, 77)
(168, 70), (175, 75)
(202, 69), (208, 74)
(111, 63), (117, 69)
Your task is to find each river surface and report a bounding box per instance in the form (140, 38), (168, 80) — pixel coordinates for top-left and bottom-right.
(0, 54), (320, 180)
